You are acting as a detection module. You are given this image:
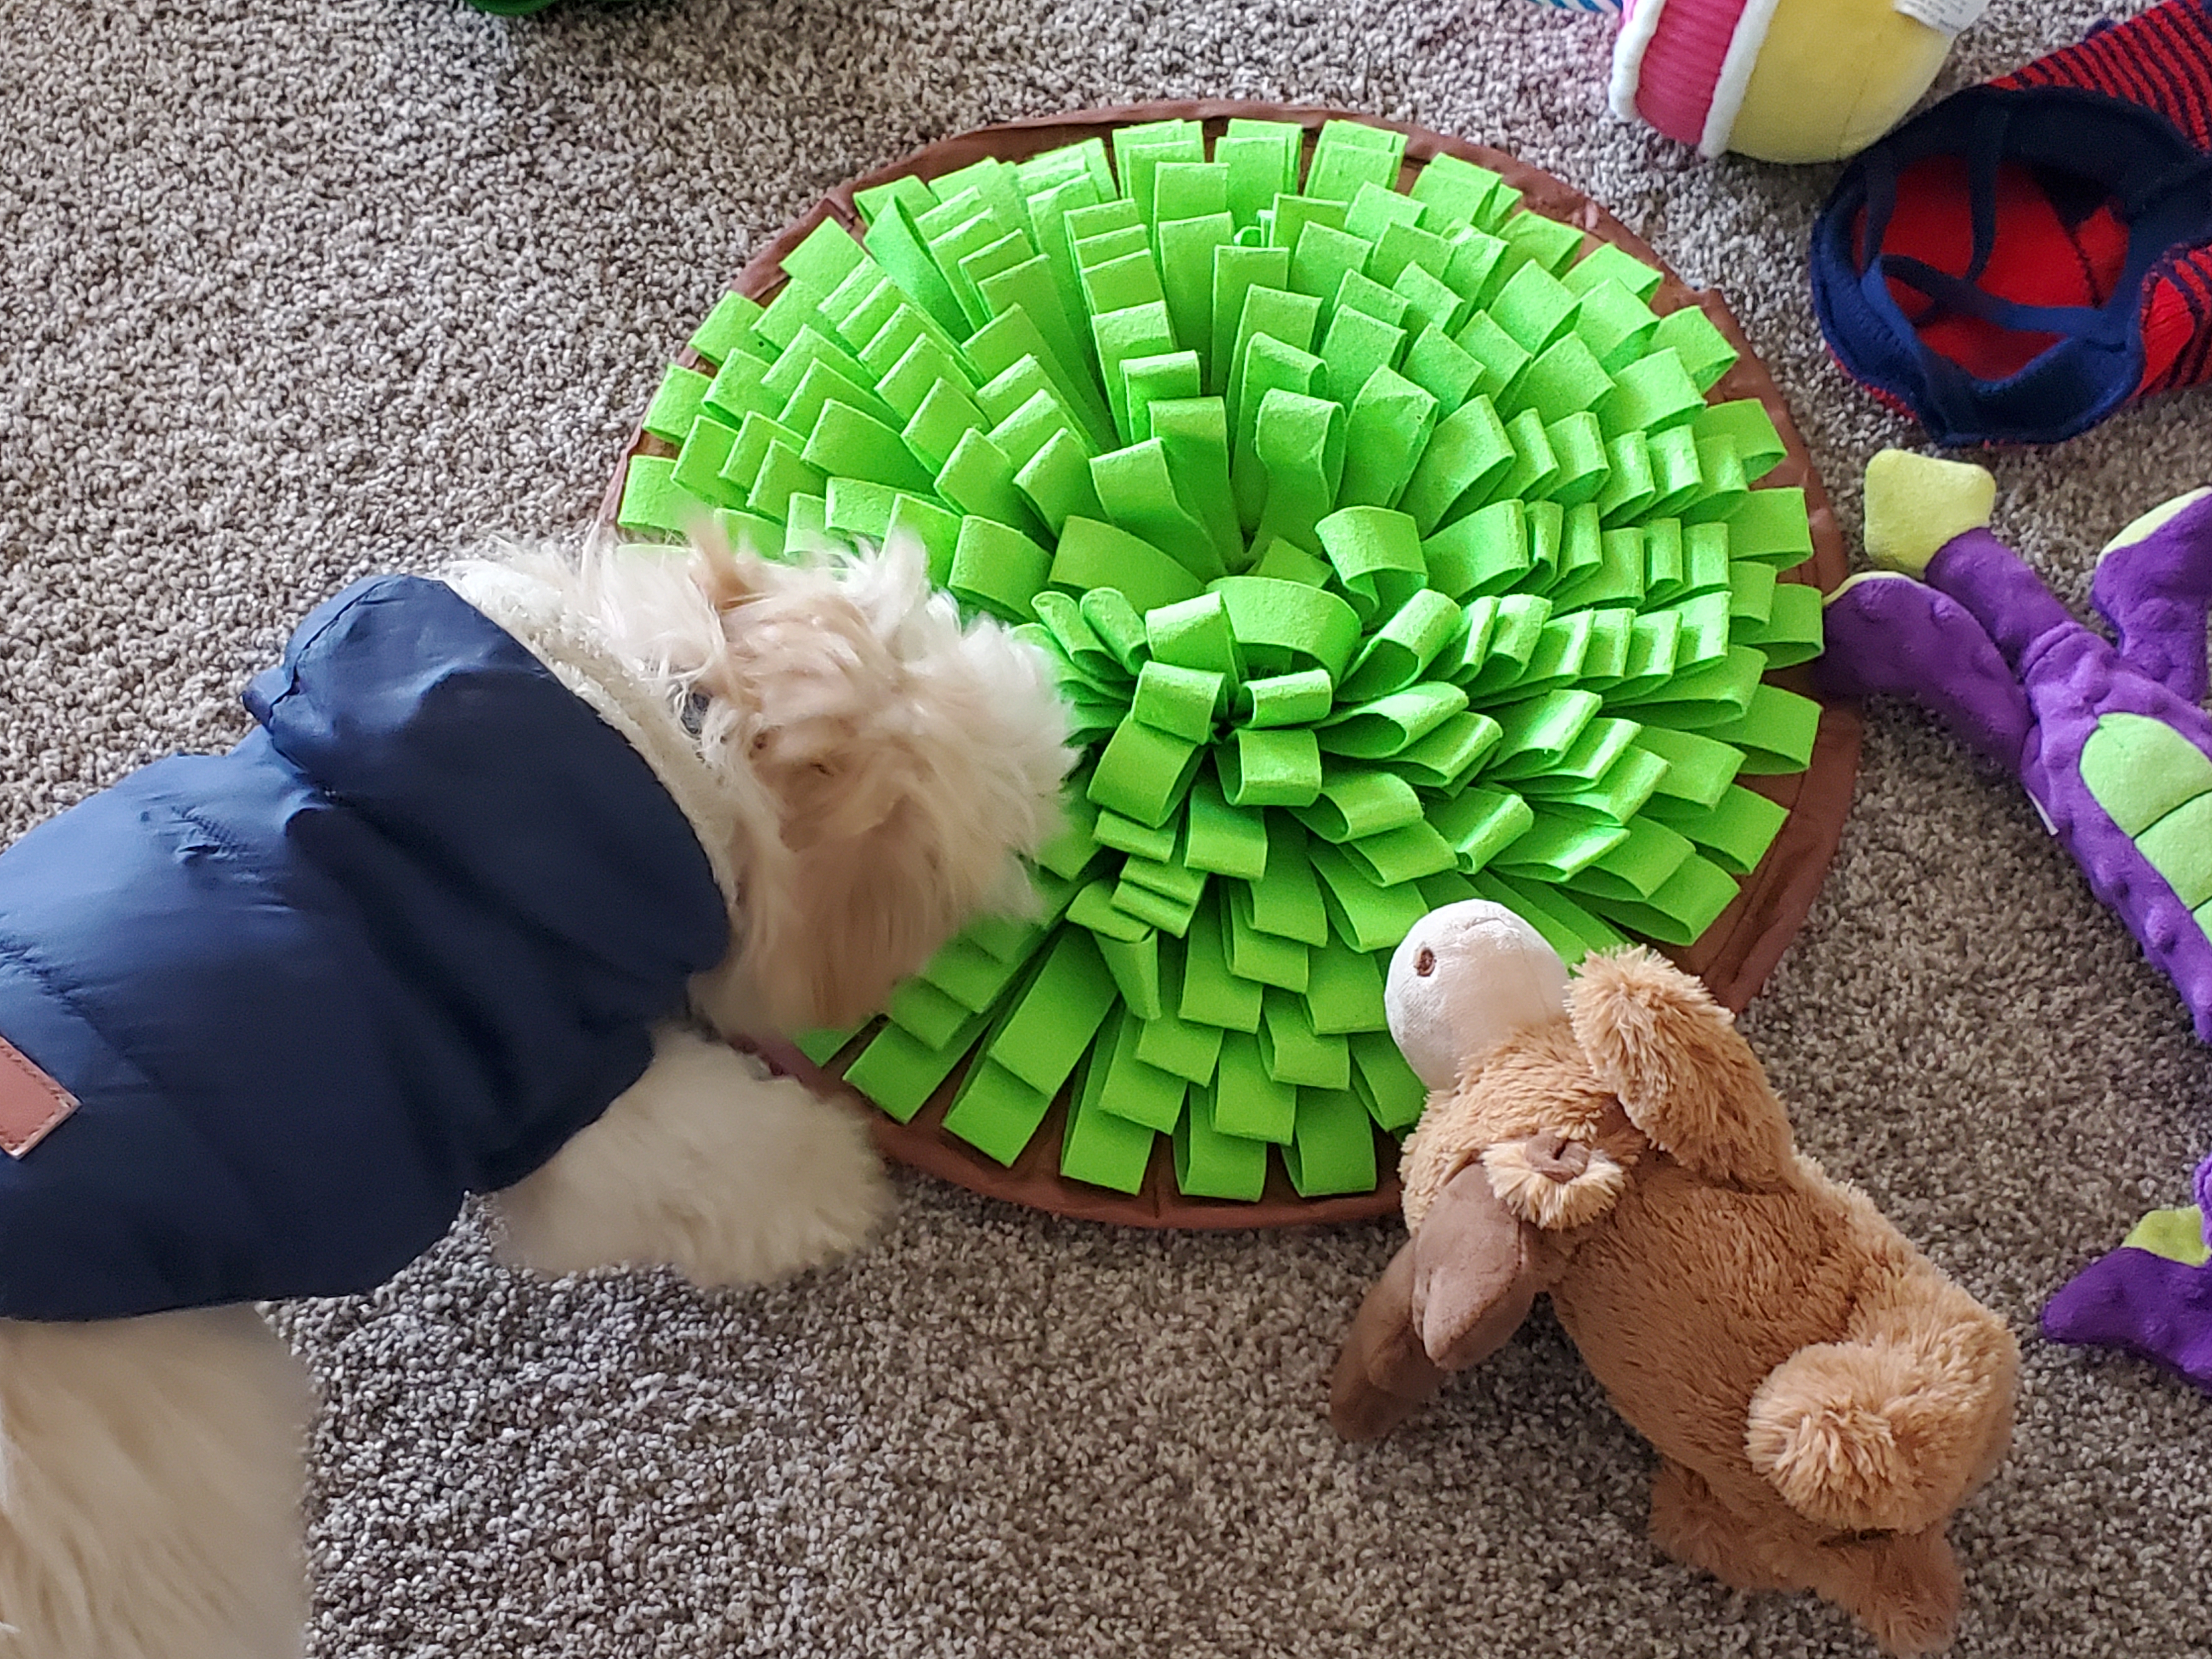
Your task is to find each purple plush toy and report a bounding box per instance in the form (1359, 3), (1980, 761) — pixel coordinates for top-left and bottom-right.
(1821, 450), (2212, 1390)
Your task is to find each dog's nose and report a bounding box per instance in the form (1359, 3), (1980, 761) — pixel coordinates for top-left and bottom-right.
(1525, 1132), (1590, 1183)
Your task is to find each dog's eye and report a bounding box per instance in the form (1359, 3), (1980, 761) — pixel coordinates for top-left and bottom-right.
(679, 692), (712, 738)
(751, 731), (772, 754)
(1415, 947), (1436, 977)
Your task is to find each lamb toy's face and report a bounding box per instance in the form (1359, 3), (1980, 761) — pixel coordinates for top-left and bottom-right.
(1382, 903), (1644, 1370)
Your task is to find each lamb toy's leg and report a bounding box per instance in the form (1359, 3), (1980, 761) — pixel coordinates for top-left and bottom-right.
(491, 1023), (892, 1288)
(1650, 1463), (1962, 1657)
(0, 1308), (313, 1659)
(1787, 1527), (1964, 1658)
(1647, 1460), (1794, 1594)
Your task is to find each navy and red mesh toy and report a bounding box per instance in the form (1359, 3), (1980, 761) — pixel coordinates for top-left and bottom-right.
(1812, 0), (2212, 445)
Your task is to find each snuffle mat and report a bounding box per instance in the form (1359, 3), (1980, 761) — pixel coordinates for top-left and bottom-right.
(604, 103), (1859, 1228)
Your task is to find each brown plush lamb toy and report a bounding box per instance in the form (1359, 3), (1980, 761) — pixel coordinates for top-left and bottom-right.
(1331, 901), (2018, 1656)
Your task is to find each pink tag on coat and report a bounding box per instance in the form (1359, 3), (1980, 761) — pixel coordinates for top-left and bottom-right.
(0, 1035), (77, 1158)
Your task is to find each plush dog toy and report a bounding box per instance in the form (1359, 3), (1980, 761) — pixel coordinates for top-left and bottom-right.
(0, 534), (1071, 1659)
(1331, 901), (2018, 1655)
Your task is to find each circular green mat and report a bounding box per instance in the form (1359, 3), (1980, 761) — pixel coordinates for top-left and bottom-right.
(603, 104), (1856, 1227)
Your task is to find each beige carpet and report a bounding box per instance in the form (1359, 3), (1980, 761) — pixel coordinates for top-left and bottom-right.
(4, 0), (2210, 1652)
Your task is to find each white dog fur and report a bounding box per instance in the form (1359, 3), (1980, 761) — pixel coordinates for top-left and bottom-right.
(0, 533), (1071, 1658)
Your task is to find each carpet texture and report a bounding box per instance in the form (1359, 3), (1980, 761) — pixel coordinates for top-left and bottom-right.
(4, 1), (2210, 1653)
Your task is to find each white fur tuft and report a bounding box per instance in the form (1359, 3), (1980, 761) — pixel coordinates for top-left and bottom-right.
(684, 534), (1075, 1032)
(0, 1308), (311, 1659)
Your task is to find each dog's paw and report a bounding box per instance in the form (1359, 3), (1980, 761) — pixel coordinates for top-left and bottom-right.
(493, 1027), (891, 1286)
(702, 1068), (895, 1284)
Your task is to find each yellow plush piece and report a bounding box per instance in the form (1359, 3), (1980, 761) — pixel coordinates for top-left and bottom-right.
(1863, 448), (1997, 576)
(2106, 485), (2212, 554)
(1730, 0), (1957, 163)
(2125, 1205), (2212, 1268)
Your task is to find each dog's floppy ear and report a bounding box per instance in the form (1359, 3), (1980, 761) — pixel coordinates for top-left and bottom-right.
(1567, 947), (1793, 1187)
(712, 539), (1073, 1033)
(739, 772), (999, 1032)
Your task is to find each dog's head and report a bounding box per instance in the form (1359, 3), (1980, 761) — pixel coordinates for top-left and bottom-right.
(540, 531), (1073, 1037)
(689, 538), (1073, 1031)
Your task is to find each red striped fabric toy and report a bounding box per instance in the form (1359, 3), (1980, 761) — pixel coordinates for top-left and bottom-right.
(1813, 0), (2212, 444)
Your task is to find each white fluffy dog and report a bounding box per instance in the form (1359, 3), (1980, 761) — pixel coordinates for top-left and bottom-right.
(0, 533), (1071, 1658)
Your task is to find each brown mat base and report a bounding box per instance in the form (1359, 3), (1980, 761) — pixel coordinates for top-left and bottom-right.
(605, 102), (1860, 1229)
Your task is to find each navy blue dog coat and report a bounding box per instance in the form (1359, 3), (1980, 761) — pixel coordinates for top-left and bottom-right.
(0, 574), (730, 1321)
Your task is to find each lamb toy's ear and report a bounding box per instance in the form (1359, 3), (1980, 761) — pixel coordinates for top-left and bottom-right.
(1384, 900), (1570, 1091)
(1329, 1161), (1549, 1442)
(1567, 949), (1795, 1187)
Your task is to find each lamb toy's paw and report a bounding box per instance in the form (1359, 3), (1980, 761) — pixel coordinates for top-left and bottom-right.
(1843, 1532), (1964, 1659)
